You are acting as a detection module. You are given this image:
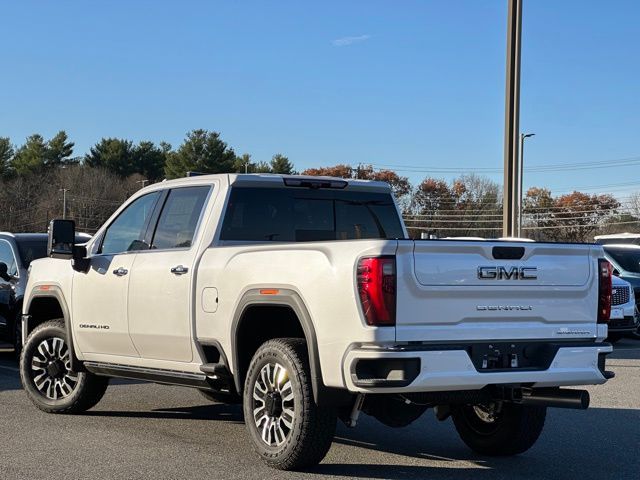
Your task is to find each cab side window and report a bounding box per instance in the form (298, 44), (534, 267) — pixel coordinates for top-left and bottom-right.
(0, 240), (17, 277)
(151, 187), (210, 250)
(100, 192), (161, 255)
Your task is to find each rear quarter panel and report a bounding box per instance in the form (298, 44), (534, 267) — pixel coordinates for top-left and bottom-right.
(195, 239), (398, 388)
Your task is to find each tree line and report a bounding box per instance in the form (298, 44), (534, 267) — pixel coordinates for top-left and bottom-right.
(0, 129), (295, 181)
(0, 130), (637, 242)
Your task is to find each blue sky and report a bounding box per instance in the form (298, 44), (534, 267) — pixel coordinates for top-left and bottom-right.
(1, 0), (639, 202)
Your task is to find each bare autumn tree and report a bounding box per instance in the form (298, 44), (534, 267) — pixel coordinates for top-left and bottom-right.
(524, 188), (620, 242)
(552, 192), (619, 242)
(523, 187), (556, 240)
(0, 165), (141, 233)
(409, 174), (502, 238)
(629, 191), (640, 219)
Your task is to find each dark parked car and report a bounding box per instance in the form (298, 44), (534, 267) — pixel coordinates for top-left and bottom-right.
(602, 244), (640, 338)
(0, 232), (91, 354)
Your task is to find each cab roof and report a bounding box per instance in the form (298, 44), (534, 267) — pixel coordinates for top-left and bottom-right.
(150, 173), (393, 193)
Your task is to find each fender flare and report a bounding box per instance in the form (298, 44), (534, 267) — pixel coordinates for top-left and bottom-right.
(24, 286), (83, 372)
(230, 288), (349, 406)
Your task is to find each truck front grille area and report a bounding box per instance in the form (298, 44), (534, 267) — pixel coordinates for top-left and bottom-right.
(612, 286), (630, 306)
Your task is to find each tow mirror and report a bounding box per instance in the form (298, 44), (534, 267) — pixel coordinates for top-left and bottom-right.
(48, 219), (90, 272)
(48, 219), (76, 259)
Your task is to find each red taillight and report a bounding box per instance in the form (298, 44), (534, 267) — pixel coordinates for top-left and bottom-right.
(357, 256), (396, 326)
(598, 259), (612, 324)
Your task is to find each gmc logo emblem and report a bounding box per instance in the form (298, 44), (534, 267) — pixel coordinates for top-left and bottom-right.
(477, 266), (538, 280)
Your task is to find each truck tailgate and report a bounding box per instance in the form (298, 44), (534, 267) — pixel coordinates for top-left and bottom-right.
(395, 240), (601, 342)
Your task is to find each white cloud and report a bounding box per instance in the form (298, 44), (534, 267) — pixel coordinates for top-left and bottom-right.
(331, 34), (371, 47)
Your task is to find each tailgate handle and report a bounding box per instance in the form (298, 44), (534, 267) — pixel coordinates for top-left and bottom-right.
(492, 246), (525, 260)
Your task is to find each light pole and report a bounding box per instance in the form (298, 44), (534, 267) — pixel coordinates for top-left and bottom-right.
(502, 0), (524, 237)
(59, 188), (69, 219)
(517, 132), (535, 237)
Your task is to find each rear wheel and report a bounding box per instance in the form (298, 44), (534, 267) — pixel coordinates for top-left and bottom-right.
(451, 402), (546, 456)
(20, 319), (109, 414)
(243, 338), (337, 470)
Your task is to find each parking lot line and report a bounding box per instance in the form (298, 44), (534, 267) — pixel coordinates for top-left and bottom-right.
(0, 364), (19, 373)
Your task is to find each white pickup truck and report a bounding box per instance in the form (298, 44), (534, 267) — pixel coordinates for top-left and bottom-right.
(19, 174), (614, 470)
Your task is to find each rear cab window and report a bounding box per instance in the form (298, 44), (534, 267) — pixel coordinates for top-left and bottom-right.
(151, 186), (211, 249)
(221, 187), (404, 242)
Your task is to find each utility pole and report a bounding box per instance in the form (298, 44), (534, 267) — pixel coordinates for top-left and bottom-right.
(502, 0), (524, 237)
(516, 132), (535, 237)
(245, 163), (249, 174)
(59, 188), (69, 220)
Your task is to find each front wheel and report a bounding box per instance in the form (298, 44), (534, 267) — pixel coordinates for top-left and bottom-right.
(20, 319), (109, 414)
(451, 402), (546, 456)
(243, 338), (337, 470)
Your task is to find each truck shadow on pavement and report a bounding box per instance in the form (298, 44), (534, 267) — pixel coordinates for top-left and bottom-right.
(323, 406), (640, 480)
(86, 403), (244, 423)
(87, 400), (640, 479)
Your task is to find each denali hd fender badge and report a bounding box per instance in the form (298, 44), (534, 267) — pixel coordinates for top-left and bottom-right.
(79, 324), (110, 330)
(476, 305), (533, 311)
(477, 266), (538, 280)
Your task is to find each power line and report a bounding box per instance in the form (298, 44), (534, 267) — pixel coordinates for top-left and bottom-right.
(407, 219), (640, 232)
(369, 155), (640, 174)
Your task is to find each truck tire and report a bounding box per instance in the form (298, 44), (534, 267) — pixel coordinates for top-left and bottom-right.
(20, 319), (109, 414)
(242, 338), (337, 470)
(451, 402), (546, 456)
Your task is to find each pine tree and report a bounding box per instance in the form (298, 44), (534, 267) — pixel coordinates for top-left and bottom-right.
(46, 130), (75, 167)
(269, 154), (294, 174)
(12, 134), (48, 175)
(164, 129), (236, 179)
(84, 138), (136, 177)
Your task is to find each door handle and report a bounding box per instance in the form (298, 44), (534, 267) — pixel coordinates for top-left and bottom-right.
(170, 265), (189, 275)
(112, 267), (128, 276)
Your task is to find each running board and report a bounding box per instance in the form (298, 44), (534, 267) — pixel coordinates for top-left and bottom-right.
(199, 363), (232, 379)
(84, 362), (211, 389)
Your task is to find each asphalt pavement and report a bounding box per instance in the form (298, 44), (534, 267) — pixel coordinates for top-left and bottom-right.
(1, 340), (639, 480)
